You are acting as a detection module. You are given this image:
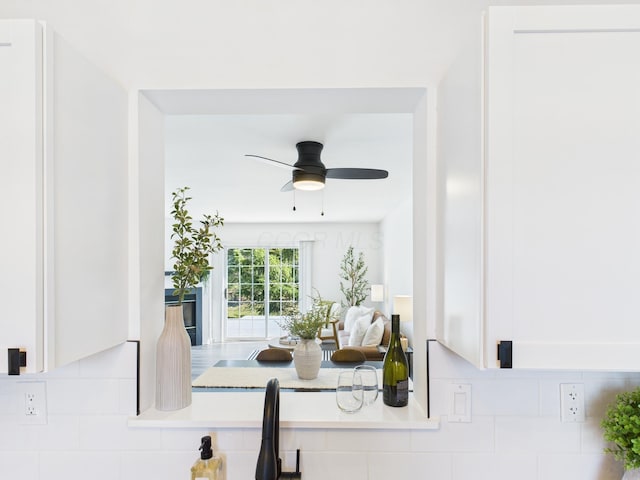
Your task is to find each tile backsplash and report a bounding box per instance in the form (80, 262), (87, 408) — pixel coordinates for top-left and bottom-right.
(0, 341), (636, 479)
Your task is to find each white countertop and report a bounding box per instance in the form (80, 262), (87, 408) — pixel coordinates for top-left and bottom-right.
(129, 391), (439, 430)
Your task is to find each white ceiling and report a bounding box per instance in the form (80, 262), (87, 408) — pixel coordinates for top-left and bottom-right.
(148, 88), (418, 223)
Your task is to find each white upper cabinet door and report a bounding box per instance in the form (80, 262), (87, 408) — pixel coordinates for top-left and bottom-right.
(0, 20), (128, 374)
(485, 6), (640, 369)
(0, 20), (46, 373)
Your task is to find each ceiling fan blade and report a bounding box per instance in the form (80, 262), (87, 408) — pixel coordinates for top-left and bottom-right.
(280, 180), (294, 192)
(325, 168), (389, 180)
(245, 154), (298, 170)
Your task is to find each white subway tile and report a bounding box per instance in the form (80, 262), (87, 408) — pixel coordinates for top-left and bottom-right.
(38, 415), (80, 450)
(121, 450), (193, 480)
(452, 453), (537, 480)
(495, 417), (580, 454)
(471, 378), (539, 416)
(368, 452), (452, 480)
(582, 417), (609, 454)
(39, 451), (121, 480)
(118, 379), (137, 415)
(301, 451), (369, 480)
(79, 415), (162, 451)
(428, 378), (451, 417)
(411, 416), (494, 452)
(585, 378), (629, 420)
(0, 381), (19, 415)
(212, 429), (251, 452)
(538, 453), (623, 480)
(159, 428), (212, 451)
(225, 451), (262, 479)
(280, 427), (328, 452)
(0, 452), (37, 479)
(0, 417), (45, 450)
(539, 380), (565, 419)
(325, 429), (411, 452)
(46, 379), (120, 414)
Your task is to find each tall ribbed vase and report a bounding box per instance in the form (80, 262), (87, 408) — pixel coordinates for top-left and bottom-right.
(293, 338), (322, 380)
(156, 304), (192, 411)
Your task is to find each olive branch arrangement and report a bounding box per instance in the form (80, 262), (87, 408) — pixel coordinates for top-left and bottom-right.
(170, 187), (224, 304)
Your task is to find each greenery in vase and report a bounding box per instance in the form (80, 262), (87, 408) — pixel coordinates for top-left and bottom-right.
(602, 387), (640, 470)
(339, 245), (369, 307)
(170, 187), (224, 304)
(278, 293), (329, 340)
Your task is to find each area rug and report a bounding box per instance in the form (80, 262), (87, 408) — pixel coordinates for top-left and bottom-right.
(192, 366), (381, 390)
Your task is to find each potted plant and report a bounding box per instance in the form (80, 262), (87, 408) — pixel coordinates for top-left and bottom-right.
(156, 186), (223, 411)
(278, 296), (328, 380)
(339, 245), (369, 307)
(602, 387), (640, 478)
(169, 186), (224, 304)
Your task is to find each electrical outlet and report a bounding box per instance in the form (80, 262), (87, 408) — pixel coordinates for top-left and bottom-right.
(560, 383), (585, 423)
(17, 381), (47, 425)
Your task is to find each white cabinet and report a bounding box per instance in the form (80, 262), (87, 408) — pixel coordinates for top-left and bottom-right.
(439, 5), (640, 370)
(0, 20), (129, 374)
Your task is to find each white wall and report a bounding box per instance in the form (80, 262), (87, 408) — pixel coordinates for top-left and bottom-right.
(0, 343), (636, 479)
(380, 198), (415, 343)
(2, 1), (638, 479)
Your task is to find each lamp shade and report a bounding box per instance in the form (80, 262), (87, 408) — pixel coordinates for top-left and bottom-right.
(371, 284), (384, 302)
(393, 295), (412, 322)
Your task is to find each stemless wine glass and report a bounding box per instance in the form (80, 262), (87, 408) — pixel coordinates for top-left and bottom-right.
(336, 370), (363, 413)
(354, 365), (379, 405)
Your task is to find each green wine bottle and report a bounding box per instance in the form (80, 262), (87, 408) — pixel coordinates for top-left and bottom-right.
(382, 314), (409, 407)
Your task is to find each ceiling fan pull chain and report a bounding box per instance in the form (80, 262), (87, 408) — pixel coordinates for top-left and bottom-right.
(321, 190), (325, 216)
(292, 190), (296, 211)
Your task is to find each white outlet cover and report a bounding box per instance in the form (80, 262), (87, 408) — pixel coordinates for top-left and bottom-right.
(449, 383), (472, 423)
(17, 381), (48, 425)
(560, 383), (585, 423)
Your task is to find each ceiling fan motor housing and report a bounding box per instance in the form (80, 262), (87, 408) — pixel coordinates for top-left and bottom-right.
(292, 141), (326, 189)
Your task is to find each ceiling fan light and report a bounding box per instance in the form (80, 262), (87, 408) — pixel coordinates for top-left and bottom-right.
(292, 171), (325, 191)
(294, 180), (324, 191)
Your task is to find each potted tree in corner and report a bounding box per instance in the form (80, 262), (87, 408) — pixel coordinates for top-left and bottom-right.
(156, 187), (223, 411)
(339, 245), (369, 307)
(602, 387), (640, 479)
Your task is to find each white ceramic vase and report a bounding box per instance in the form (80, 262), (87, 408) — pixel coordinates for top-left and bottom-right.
(156, 304), (192, 411)
(293, 338), (322, 380)
(623, 469), (640, 480)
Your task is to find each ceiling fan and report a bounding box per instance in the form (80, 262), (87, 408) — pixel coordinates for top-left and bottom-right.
(245, 141), (389, 192)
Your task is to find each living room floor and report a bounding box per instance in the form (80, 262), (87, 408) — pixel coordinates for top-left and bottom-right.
(191, 340), (340, 380)
(191, 341), (269, 379)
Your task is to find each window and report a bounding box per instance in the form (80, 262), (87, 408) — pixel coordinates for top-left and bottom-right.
(226, 247), (299, 339)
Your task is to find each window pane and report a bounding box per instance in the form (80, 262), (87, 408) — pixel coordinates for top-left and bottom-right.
(227, 285), (239, 301)
(240, 284), (253, 300)
(269, 266), (281, 282)
(226, 247), (299, 339)
(281, 284), (297, 301)
(253, 266), (265, 282)
(228, 266), (239, 283)
(269, 284), (282, 301)
(254, 284), (265, 302)
(240, 266), (252, 283)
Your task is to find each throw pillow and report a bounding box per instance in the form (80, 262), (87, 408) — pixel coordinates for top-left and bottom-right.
(344, 306), (374, 332)
(361, 316), (385, 347)
(348, 314), (371, 346)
